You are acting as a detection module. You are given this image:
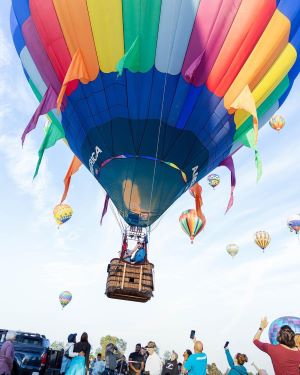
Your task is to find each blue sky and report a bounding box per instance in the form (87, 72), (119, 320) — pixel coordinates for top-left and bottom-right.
(1, 2), (300, 374)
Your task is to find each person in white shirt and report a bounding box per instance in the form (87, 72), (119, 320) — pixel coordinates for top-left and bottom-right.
(145, 341), (162, 375)
(93, 353), (106, 375)
(60, 333), (78, 375)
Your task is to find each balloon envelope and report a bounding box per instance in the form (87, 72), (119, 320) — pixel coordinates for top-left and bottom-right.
(254, 231), (271, 251)
(179, 209), (204, 243)
(269, 115), (285, 132)
(207, 174), (220, 189)
(59, 291), (72, 308)
(53, 204), (73, 226)
(287, 214), (300, 234)
(10, 0), (300, 227)
(226, 244), (239, 257)
(269, 316), (300, 345)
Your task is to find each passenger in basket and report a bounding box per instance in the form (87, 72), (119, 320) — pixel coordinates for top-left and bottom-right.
(123, 241), (146, 264)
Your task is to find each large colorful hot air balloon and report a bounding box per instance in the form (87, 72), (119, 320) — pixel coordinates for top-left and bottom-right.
(53, 204), (73, 226)
(179, 209), (204, 243)
(10, 0), (300, 230)
(269, 114), (285, 132)
(269, 316), (300, 345)
(287, 214), (300, 234)
(226, 244), (239, 258)
(254, 231), (271, 251)
(59, 291), (72, 308)
(207, 174), (220, 189)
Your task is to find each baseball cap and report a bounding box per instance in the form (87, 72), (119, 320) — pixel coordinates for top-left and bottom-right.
(145, 341), (156, 348)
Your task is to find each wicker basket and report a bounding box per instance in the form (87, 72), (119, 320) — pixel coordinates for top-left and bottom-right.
(105, 258), (154, 303)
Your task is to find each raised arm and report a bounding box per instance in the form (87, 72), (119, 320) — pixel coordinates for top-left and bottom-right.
(225, 348), (234, 368)
(253, 317), (268, 342)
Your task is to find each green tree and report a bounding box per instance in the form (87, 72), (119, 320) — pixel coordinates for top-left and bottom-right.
(100, 335), (127, 357)
(51, 341), (64, 350)
(207, 363), (222, 375)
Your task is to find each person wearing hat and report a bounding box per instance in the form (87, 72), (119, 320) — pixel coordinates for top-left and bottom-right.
(144, 342), (162, 375)
(183, 339), (207, 375)
(123, 241), (146, 264)
(161, 351), (179, 375)
(60, 333), (78, 375)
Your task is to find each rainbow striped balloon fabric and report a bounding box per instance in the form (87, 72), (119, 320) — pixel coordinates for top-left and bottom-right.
(10, 0), (300, 227)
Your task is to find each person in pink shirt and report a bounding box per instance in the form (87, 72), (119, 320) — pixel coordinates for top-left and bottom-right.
(253, 317), (300, 375)
(0, 331), (16, 375)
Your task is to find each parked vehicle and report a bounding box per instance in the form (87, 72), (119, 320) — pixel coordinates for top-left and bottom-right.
(0, 329), (61, 375)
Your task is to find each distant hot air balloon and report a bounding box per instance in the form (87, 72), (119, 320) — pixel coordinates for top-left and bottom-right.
(269, 115), (285, 132)
(207, 174), (220, 189)
(226, 244), (239, 258)
(59, 291), (72, 309)
(269, 316), (300, 345)
(254, 231), (271, 252)
(179, 209), (204, 244)
(53, 204), (73, 226)
(287, 214), (300, 235)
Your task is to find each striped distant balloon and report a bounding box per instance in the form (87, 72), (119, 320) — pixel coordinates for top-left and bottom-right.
(179, 209), (204, 244)
(254, 231), (271, 251)
(287, 214), (300, 235)
(269, 115), (285, 132)
(59, 291), (72, 309)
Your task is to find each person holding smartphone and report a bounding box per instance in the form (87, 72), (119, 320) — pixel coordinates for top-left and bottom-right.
(183, 338), (207, 375)
(224, 342), (248, 374)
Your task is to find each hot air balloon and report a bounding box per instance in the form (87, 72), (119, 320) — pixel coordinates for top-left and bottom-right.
(269, 316), (300, 345)
(207, 174), (220, 189)
(11, 0), (300, 230)
(254, 231), (271, 252)
(269, 114), (285, 132)
(287, 214), (300, 235)
(226, 244), (239, 258)
(10, 0), (300, 301)
(179, 209), (204, 243)
(59, 291), (72, 308)
(53, 204), (73, 226)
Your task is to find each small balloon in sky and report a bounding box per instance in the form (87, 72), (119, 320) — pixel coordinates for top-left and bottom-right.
(226, 244), (239, 258)
(53, 204), (73, 226)
(287, 214), (300, 235)
(269, 115), (285, 132)
(59, 291), (72, 309)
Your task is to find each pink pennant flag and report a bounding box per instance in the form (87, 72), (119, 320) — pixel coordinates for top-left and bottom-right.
(100, 194), (110, 225)
(21, 86), (57, 145)
(219, 156), (236, 213)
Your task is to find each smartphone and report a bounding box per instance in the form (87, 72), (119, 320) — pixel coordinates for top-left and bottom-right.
(190, 330), (195, 339)
(224, 341), (229, 349)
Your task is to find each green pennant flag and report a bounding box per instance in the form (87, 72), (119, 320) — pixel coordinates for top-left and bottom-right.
(33, 119), (65, 179)
(236, 128), (262, 182)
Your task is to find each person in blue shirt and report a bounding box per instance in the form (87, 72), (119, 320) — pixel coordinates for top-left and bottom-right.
(224, 344), (248, 375)
(123, 241), (146, 264)
(183, 340), (207, 375)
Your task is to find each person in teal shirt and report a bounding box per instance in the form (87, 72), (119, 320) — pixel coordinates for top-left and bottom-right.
(224, 344), (248, 375)
(183, 340), (207, 375)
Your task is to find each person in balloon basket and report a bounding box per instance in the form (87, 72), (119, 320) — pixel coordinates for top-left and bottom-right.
(0, 331), (16, 375)
(123, 241), (146, 264)
(253, 317), (300, 374)
(61, 333), (78, 375)
(182, 339), (207, 375)
(144, 342), (162, 375)
(223, 341), (248, 374)
(66, 332), (91, 375)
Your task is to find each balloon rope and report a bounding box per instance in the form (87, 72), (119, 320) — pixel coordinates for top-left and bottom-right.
(147, 5), (176, 229)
